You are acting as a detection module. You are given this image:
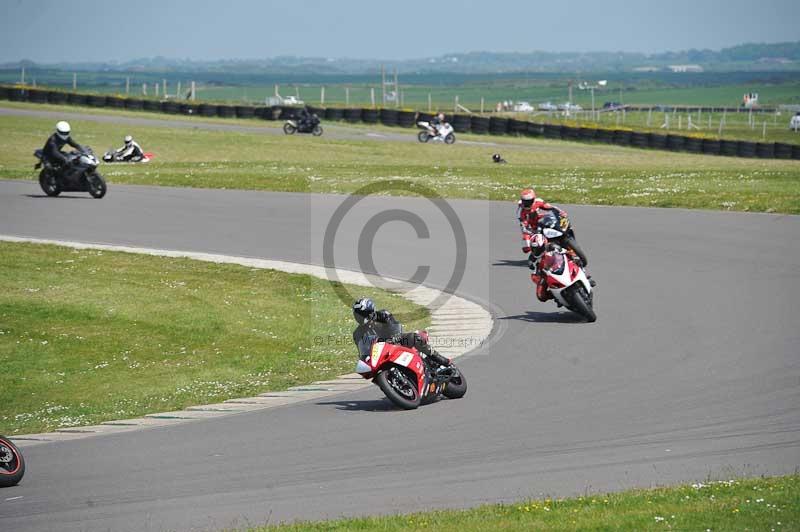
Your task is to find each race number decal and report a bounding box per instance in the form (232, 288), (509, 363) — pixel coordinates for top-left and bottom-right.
(394, 352), (414, 367)
(560, 217), (569, 229)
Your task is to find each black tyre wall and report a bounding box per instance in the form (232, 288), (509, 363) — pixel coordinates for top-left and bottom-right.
(143, 100), (161, 112)
(161, 101), (180, 114)
(325, 107), (344, 121)
(234, 105), (255, 118)
(361, 108), (379, 123)
(755, 142), (775, 158)
(380, 108), (399, 126)
(451, 114), (472, 133)
(125, 98), (144, 110)
(666, 134), (686, 152)
(344, 108), (362, 123)
(594, 129), (614, 144)
(720, 139), (739, 156)
(87, 94), (107, 107)
(471, 116), (490, 134)
(649, 133), (667, 149)
(702, 139), (721, 155)
(198, 103), (217, 117)
(216, 105), (235, 118)
(774, 143), (793, 159)
(397, 110), (416, 127)
(685, 137), (703, 154)
(737, 141), (756, 158)
(613, 130), (632, 146)
(489, 117), (509, 135)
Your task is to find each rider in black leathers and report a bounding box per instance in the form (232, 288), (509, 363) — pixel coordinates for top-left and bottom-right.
(352, 298), (451, 369)
(43, 121), (83, 167)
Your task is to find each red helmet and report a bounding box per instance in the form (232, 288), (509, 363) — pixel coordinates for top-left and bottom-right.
(520, 188), (536, 209)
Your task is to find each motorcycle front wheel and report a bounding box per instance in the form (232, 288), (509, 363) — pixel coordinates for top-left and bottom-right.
(312, 125), (323, 136)
(417, 131), (430, 143)
(283, 123), (297, 135)
(87, 172), (107, 199)
(376, 366), (420, 409)
(566, 284), (596, 323)
(444, 133), (456, 144)
(0, 436), (25, 488)
(442, 366), (467, 399)
(39, 169), (61, 197)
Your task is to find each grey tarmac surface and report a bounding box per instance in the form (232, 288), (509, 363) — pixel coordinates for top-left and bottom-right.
(0, 177), (798, 532)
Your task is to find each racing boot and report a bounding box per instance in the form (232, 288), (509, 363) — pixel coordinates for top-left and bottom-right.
(532, 273), (553, 302)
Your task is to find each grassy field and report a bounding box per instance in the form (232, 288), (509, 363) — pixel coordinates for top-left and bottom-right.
(252, 475), (799, 531)
(0, 242), (429, 435)
(2, 102), (799, 213)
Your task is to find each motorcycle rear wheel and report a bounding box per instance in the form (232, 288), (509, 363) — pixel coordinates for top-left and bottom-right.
(283, 123), (297, 135)
(87, 172), (107, 199)
(417, 131), (430, 143)
(39, 170), (61, 197)
(442, 366), (467, 399)
(376, 366), (420, 409)
(444, 133), (456, 144)
(0, 436), (25, 488)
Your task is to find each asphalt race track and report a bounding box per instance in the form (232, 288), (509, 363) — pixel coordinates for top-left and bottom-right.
(0, 167), (798, 529)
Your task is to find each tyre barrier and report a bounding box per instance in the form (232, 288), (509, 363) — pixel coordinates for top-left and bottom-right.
(8, 88), (26, 101)
(161, 101), (180, 114)
(613, 130), (633, 147)
(774, 142), (793, 159)
(793, 145), (800, 160)
(720, 139), (739, 157)
(0, 86), (10, 100)
(737, 141), (757, 158)
(649, 133), (667, 149)
(278, 106), (297, 120)
(755, 142), (775, 159)
(542, 123), (562, 139)
(562, 125), (581, 141)
(526, 122), (544, 137)
(344, 107), (362, 123)
(685, 137), (703, 154)
(379, 108), (399, 126)
(216, 105), (235, 118)
(107, 96), (126, 109)
(666, 134), (686, 152)
(325, 107), (344, 121)
(87, 94), (107, 107)
(471, 116), (490, 134)
(416, 112), (433, 124)
(397, 110), (417, 128)
(67, 93), (88, 106)
(489, 117), (510, 135)
(507, 118), (527, 136)
(308, 106), (326, 117)
(631, 131), (649, 148)
(235, 105), (255, 119)
(47, 90), (68, 104)
(577, 127), (596, 141)
(450, 114), (471, 133)
(702, 139), (721, 155)
(142, 100), (161, 112)
(361, 108), (379, 124)
(197, 103), (217, 117)
(124, 98), (143, 111)
(27, 89), (48, 103)
(594, 129), (614, 144)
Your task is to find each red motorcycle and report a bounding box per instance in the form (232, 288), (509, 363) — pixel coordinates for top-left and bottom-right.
(0, 435), (25, 488)
(355, 333), (467, 409)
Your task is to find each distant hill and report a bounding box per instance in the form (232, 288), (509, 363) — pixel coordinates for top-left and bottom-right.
(2, 41), (799, 75)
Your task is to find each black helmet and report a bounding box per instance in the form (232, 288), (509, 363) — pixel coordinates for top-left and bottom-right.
(492, 153), (501, 163)
(352, 297), (376, 325)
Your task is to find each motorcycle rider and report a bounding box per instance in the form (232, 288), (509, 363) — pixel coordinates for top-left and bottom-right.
(113, 135), (144, 162)
(516, 188), (566, 253)
(42, 121), (83, 167)
(527, 233), (554, 302)
(297, 106), (314, 131)
(430, 112), (446, 137)
(352, 297), (452, 370)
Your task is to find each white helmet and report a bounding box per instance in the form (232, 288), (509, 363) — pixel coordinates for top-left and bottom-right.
(124, 135), (133, 144)
(56, 121), (71, 140)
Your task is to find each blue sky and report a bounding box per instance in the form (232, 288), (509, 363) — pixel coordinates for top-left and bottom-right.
(1, 0), (798, 62)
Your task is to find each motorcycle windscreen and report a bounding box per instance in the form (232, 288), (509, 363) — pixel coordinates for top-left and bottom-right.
(357, 334), (377, 361)
(541, 252), (565, 275)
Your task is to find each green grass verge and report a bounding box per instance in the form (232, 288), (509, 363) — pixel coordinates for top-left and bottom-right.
(251, 475), (799, 531)
(0, 242), (429, 434)
(2, 102), (799, 213)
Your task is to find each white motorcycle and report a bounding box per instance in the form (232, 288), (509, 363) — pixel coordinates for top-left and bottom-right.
(534, 243), (596, 322)
(417, 121), (455, 144)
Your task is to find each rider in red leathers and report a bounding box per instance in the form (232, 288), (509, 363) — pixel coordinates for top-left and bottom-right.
(517, 188), (565, 253)
(527, 233), (554, 302)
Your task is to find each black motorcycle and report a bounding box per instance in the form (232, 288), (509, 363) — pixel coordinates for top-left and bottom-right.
(0, 435), (25, 488)
(34, 147), (107, 199)
(283, 114), (323, 136)
(537, 210), (589, 266)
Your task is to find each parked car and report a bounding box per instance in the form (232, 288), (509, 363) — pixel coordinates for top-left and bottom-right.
(282, 95), (304, 106)
(513, 101), (535, 112)
(538, 101), (558, 111)
(558, 102), (583, 112)
(603, 101), (623, 110)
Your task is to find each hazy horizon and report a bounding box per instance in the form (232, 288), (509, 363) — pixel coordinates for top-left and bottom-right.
(2, 0), (799, 63)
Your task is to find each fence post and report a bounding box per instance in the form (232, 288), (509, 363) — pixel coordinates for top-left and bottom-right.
(191, 81), (196, 101)
(126, 77), (130, 95)
(762, 121), (767, 140)
(142, 83), (147, 96)
(320, 86), (325, 105)
(370, 87), (375, 108)
(177, 81), (181, 99)
(345, 87), (350, 106)
(480, 97), (484, 114)
(428, 93), (432, 112)
(73, 73), (77, 91)
(454, 95), (459, 113)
